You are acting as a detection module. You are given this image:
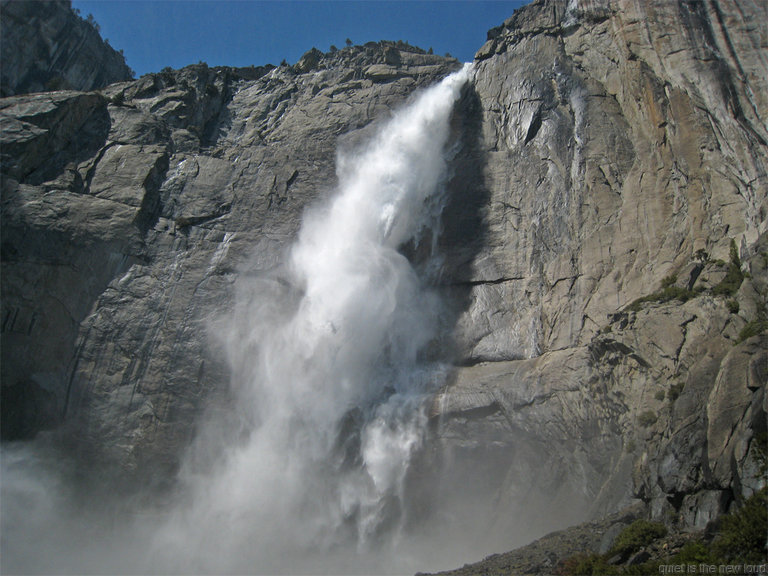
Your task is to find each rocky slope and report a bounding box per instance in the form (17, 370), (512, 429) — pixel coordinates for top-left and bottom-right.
(1, 0), (766, 570)
(0, 0), (133, 97)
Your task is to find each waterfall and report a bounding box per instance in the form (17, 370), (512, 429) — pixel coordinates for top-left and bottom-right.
(0, 64), (473, 576)
(149, 63), (474, 574)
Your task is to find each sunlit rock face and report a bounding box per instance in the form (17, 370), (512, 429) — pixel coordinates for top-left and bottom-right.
(427, 0), (767, 552)
(1, 0), (766, 572)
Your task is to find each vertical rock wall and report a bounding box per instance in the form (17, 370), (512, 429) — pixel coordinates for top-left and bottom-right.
(426, 0), (767, 551)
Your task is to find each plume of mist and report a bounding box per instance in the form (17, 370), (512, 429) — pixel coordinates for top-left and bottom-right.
(153, 63), (474, 574)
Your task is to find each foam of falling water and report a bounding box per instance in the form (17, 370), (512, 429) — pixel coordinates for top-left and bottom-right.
(160, 63), (474, 573)
(0, 64), (474, 576)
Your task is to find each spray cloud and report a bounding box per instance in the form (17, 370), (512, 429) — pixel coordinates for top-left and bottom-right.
(154, 64), (474, 574)
(0, 63), (473, 576)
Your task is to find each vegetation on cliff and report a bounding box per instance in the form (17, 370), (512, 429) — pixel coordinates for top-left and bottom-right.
(556, 488), (768, 575)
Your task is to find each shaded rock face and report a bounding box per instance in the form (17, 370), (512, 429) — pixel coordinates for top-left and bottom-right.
(0, 0), (133, 97)
(0, 0), (766, 562)
(423, 0), (768, 552)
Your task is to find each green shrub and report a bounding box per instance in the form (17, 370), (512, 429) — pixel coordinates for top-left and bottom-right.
(638, 411), (658, 427)
(110, 91), (125, 106)
(609, 520), (668, 558)
(752, 431), (767, 477)
(626, 276), (699, 313)
(622, 541), (715, 576)
(672, 540), (715, 564)
(160, 66), (176, 86)
(726, 299), (740, 314)
(661, 274), (677, 289)
(555, 491), (767, 575)
(661, 274), (677, 290)
(713, 239), (744, 297)
(729, 239), (741, 265)
(668, 382), (685, 401)
(712, 488), (768, 562)
(737, 319), (768, 343)
(654, 390), (666, 401)
(742, 299), (767, 338)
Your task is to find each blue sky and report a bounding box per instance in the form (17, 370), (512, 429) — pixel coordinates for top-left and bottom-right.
(71, 1), (526, 77)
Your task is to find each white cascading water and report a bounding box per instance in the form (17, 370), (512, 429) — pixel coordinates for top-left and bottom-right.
(152, 63), (473, 574)
(0, 64), (473, 576)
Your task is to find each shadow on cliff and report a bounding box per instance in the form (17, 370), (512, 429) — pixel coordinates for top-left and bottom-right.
(401, 79), (490, 365)
(0, 97), (113, 442)
(437, 80), (491, 357)
(398, 79), (501, 570)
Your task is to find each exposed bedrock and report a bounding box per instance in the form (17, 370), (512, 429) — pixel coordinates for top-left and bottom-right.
(423, 0), (767, 554)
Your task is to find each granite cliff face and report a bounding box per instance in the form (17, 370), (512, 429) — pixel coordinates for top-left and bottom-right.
(1, 0), (766, 569)
(421, 0), (768, 552)
(0, 0), (133, 97)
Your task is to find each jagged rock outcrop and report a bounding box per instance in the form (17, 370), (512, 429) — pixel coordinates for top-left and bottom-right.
(0, 0), (133, 97)
(1, 0), (766, 569)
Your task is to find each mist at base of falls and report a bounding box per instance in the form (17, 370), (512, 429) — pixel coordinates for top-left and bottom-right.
(1, 63), (525, 575)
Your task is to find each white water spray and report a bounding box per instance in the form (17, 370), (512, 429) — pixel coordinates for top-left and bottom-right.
(0, 64), (473, 576)
(155, 63), (473, 573)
